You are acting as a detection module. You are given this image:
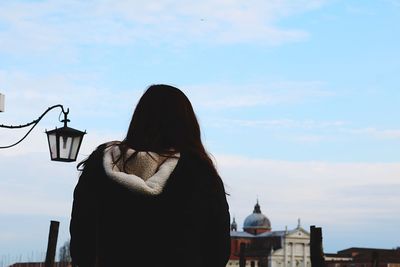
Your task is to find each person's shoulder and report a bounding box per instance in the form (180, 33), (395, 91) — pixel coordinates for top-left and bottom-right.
(79, 140), (120, 170)
(90, 140), (120, 157)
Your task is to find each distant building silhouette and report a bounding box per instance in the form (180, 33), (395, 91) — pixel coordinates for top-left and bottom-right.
(325, 247), (400, 267)
(8, 262), (71, 267)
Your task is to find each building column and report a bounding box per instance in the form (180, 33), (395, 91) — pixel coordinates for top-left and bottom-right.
(284, 240), (287, 267)
(303, 243), (307, 267)
(291, 243), (295, 267)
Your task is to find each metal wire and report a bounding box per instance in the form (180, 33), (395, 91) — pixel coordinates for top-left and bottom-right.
(0, 104), (67, 149)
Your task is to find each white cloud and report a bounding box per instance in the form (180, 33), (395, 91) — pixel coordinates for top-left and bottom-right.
(208, 118), (347, 129)
(289, 134), (334, 143)
(185, 81), (334, 109)
(0, 70), (141, 126)
(216, 154), (400, 230)
(345, 5), (375, 16)
(2, 70), (398, 152)
(384, 0), (400, 7)
(0, 0), (328, 55)
(346, 127), (400, 140)
(0, 70), (335, 125)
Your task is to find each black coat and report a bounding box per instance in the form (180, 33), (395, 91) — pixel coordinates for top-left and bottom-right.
(70, 144), (231, 267)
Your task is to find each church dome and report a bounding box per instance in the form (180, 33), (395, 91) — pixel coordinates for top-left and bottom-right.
(243, 201), (271, 234)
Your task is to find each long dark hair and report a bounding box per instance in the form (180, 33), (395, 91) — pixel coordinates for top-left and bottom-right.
(79, 84), (216, 173)
(125, 84), (204, 153)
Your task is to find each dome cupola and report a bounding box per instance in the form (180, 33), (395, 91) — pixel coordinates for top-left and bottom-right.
(243, 200), (271, 235)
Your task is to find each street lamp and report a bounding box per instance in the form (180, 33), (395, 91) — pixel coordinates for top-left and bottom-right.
(0, 104), (86, 162)
(45, 107), (86, 162)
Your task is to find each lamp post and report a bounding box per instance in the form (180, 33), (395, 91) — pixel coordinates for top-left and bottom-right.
(0, 104), (86, 162)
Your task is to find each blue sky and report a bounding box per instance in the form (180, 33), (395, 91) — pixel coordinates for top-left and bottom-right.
(1, 0), (400, 264)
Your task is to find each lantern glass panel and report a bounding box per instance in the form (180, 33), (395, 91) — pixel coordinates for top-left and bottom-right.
(58, 136), (73, 160)
(47, 132), (57, 159)
(70, 136), (82, 160)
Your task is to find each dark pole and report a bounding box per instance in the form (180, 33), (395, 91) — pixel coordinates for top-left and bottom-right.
(372, 251), (379, 267)
(45, 220), (60, 267)
(239, 243), (246, 267)
(310, 225), (327, 267)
